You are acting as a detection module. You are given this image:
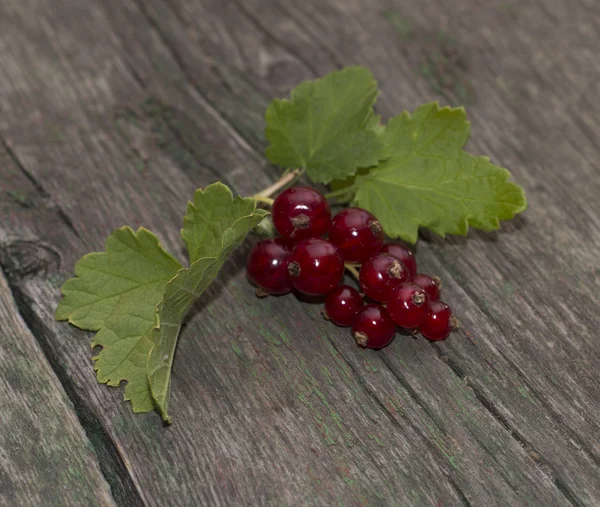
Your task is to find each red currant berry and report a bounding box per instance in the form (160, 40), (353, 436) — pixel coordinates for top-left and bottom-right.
(380, 243), (417, 277)
(412, 274), (441, 301)
(352, 304), (396, 349)
(387, 283), (429, 329)
(419, 300), (455, 341)
(272, 187), (331, 241)
(246, 238), (293, 295)
(287, 238), (344, 296)
(329, 208), (384, 263)
(359, 254), (410, 302)
(324, 285), (364, 327)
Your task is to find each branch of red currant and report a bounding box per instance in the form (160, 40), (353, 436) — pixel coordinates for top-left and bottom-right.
(247, 177), (459, 349)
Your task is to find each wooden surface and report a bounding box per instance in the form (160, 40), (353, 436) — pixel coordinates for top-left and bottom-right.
(0, 0), (599, 505)
(0, 270), (115, 506)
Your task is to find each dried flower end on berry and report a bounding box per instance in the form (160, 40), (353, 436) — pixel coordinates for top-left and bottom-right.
(329, 207), (384, 263)
(387, 283), (429, 329)
(412, 274), (441, 301)
(272, 187), (331, 241)
(351, 304), (396, 349)
(419, 300), (456, 341)
(288, 238), (344, 296)
(359, 253), (409, 302)
(380, 242), (417, 277)
(246, 238), (293, 295)
(324, 285), (364, 327)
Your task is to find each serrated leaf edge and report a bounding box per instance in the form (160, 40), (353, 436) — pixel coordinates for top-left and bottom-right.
(265, 66), (389, 183)
(353, 101), (527, 243)
(54, 226), (182, 412)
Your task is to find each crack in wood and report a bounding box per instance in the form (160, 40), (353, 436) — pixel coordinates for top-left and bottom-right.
(446, 474), (472, 507)
(0, 263), (146, 507)
(321, 334), (470, 502)
(438, 274), (600, 473)
(432, 343), (584, 507)
(0, 135), (82, 241)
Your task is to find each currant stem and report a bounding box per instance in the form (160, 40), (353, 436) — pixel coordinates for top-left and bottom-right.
(253, 169), (303, 204)
(325, 184), (359, 201)
(253, 195), (275, 206)
(344, 263), (360, 281)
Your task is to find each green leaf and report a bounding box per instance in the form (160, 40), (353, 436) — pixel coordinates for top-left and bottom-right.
(182, 183), (264, 263)
(366, 113), (386, 137)
(323, 114), (386, 203)
(353, 102), (527, 243)
(148, 183), (267, 423)
(55, 227), (182, 412)
(265, 66), (388, 184)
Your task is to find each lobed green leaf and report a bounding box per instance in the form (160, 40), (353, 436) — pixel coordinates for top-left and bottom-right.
(265, 66), (388, 183)
(353, 102), (527, 243)
(55, 227), (182, 412)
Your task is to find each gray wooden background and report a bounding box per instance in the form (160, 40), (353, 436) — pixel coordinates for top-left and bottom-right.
(1, 0), (599, 505)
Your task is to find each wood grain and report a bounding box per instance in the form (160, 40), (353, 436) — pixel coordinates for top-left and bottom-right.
(0, 269), (115, 506)
(0, 0), (599, 505)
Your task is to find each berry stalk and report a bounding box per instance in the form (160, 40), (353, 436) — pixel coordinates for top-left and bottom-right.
(344, 263), (360, 281)
(252, 169), (303, 206)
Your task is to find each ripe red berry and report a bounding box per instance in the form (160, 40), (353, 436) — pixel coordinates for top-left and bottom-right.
(329, 208), (384, 263)
(287, 238), (344, 296)
(412, 274), (441, 301)
(352, 304), (396, 349)
(246, 238), (293, 295)
(272, 187), (331, 241)
(324, 285), (364, 327)
(380, 243), (417, 277)
(387, 283), (429, 329)
(359, 253), (410, 302)
(419, 300), (454, 341)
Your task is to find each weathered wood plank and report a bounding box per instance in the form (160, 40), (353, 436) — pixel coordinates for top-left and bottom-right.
(1, 0), (599, 505)
(144, 0), (600, 498)
(0, 2), (471, 504)
(0, 270), (115, 506)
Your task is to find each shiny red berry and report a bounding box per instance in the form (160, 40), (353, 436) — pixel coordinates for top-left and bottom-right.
(272, 187), (331, 241)
(324, 285), (364, 327)
(352, 304), (396, 349)
(412, 274), (441, 301)
(287, 238), (344, 296)
(380, 243), (417, 277)
(419, 300), (454, 341)
(359, 254), (410, 302)
(329, 208), (384, 263)
(387, 283), (429, 329)
(246, 238), (293, 295)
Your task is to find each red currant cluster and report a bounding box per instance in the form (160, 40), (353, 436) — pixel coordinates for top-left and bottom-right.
(246, 187), (458, 349)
